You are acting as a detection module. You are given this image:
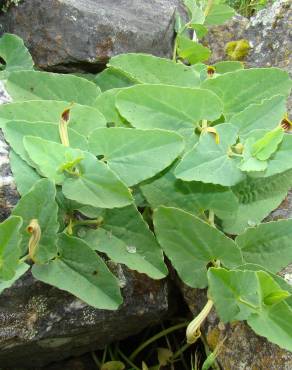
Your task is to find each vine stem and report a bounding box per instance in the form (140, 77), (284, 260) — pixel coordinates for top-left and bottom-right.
(129, 322), (188, 361)
(171, 342), (191, 360)
(117, 349), (141, 370)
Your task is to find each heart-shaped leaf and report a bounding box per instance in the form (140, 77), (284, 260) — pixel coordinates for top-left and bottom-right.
(32, 234), (122, 310)
(0, 100), (106, 135)
(108, 53), (201, 87)
(201, 68), (291, 119)
(3, 120), (88, 165)
(236, 219), (292, 273)
(0, 33), (34, 79)
(116, 85), (223, 133)
(175, 124), (245, 186)
(6, 71), (101, 105)
(154, 207), (242, 288)
(81, 205), (168, 279)
(230, 95), (286, 139)
(141, 164), (238, 217)
(88, 127), (184, 186)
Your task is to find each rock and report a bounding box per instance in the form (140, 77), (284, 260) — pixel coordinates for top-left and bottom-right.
(0, 85), (173, 368)
(204, 0), (292, 113)
(0, 267), (171, 368)
(0, 0), (183, 72)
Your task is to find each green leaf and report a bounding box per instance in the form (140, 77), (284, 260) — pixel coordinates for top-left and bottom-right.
(239, 132), (268, 172)
(252, 126), (284, 161)
(230, 95), (286, 139)
(235, 263), (292, 299)
(189, 24), (208, 39)
(23, 137), (133, 208)
(116, 85), (223, 133)
(95, 68), (135, 91)
(62, 151), (133, 209)
(88, 127), (184, 186)
(23, 136), (84, 183)
(94, 89), (127, 127)
(108, 53), (201, 87)
(0, 263), (30, 294)
(213, 61), (244, 74)
(0, 33), (34, 79)
(140, 164), (239, 217)
(81, 205), (168, 279)
(9, 150), (42, 196)
(247, 299), (292, 352)
(208, 268), (260, 321)
(208, 268), (292, 352)
(0, 216), (23, 280)
(204, 4), (235, 25)
(175, 124), (245, 186)
(153, 207), (242, 288)
(0, 100), (106, 135)
(235, 219), (292, 273)
(263, 134), (292, 177)
(201, 68), (292, 119)
(217, 169), (292, 234)
(11, 179), (59, 263)
(32, 234), (122, 310)
(177, 35), (211, 64)
(183, 0), (205, 24)
(3, 120), (88, 164)
(5, 71), (101, 106)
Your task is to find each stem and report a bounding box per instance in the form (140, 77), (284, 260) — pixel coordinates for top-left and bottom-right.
(19, 254), (29, 263)
(91, 351), (101, 368)
(101, 345), (107, 365)
(129, 322), (188, 361)
(171, 342), (191, 360)
(117, 349), (141, 370)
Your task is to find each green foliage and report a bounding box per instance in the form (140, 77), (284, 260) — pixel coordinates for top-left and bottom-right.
(225, 0), (271, 17)
(0, 34), (33, 79)
(1, 7), (292, 352)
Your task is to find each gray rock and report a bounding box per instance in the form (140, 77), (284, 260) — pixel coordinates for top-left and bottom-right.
(0, 0), (183, 72)
(0, 267), (171, 368)
(0, 84), (172, 368)
(205, 0), (292, 113)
